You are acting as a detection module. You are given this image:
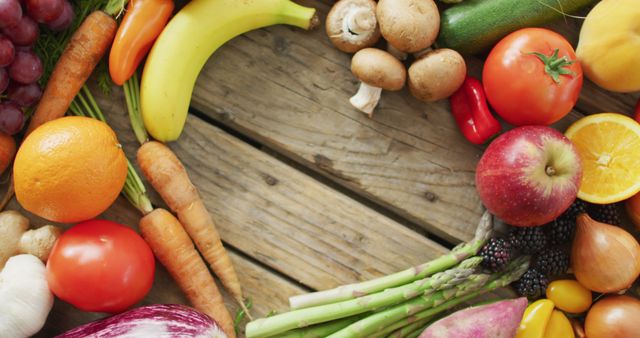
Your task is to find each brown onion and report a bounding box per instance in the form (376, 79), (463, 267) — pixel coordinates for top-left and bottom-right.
(585, 295), (640, 338)
(571, 214), (640, 293)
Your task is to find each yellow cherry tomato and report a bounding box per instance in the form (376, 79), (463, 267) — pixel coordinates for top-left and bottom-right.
(516, 299), (555, 338)
(544, 310), (575, 338)
(546, 280), (592, 313)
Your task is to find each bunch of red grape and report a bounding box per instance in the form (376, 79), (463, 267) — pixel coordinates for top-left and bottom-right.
(0, 0), (73, 135)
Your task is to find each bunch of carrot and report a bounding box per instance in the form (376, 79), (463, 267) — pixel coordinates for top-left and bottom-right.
(18, 1), (247, 336)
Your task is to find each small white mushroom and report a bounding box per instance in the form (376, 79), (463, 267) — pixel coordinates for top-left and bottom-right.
(376, 0), (440, 60)
(350, 48), (407, 117)
(326, 0), (381, 53)
(408, 48), (467, 102)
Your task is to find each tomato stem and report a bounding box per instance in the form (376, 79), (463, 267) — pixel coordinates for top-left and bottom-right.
(527, 48), (576, 85)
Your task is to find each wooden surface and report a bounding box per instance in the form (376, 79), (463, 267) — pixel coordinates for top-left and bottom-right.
(15, 0), (635, 336)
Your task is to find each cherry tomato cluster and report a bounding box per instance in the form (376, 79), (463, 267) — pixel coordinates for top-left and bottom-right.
(0, 0), (73, 135)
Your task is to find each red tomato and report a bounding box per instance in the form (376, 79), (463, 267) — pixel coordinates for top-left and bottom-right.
(46, 219), (155, 313)
(483, 28), (583, 126)
(634, 98), (640, 123)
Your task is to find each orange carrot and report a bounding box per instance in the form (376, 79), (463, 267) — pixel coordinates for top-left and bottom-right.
(137, 141), (249, 315)
(139, 208), (235, 337)
(0, 133), (15, 175)
(26, 11), (117, 135)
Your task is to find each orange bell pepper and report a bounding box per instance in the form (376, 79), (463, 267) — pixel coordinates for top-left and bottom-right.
(109, 0), (175, 85)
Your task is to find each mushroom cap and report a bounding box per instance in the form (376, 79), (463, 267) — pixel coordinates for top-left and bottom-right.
(408, 48), (467, 102)
(377, 0), (440, 53)
(351, 48), (407, 90)
(326, 0), (381, 53)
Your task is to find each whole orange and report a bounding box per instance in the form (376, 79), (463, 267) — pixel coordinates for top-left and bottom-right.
(14, 116), (128, 223)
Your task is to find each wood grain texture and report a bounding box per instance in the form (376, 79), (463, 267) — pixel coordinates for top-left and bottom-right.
(190, 0), (486, 242)
(96, 84), (448, 288)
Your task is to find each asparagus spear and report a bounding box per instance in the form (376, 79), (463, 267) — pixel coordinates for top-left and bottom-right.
(246, 258), (482, 338)
(404, 325), (428, 338)
(385, 317), (433, 338)
(276, 314), (368, 338)
(288, 211), (493, 309)
(328, 257), (530, 338)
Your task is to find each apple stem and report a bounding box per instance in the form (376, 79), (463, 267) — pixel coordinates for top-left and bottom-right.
(545, 165), (556, 176)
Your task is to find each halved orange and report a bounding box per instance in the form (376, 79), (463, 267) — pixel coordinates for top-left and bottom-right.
(565, 113), (640, 204)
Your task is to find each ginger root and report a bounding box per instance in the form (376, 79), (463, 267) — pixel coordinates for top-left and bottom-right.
(0, 210), (62, 268)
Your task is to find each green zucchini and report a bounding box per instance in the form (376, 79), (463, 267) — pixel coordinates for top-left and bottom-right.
(436, 0), (597, 55)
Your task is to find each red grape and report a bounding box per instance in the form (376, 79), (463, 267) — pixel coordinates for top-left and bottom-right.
(7, 82), (41, 106)
(1, 15), (38, 45)
(26, 0), (63, 23)
(0, 0), (22, 29)
(0, 67), (8, 92)
(8, 50), (42, 84)
(45, 0), (72, 31)
(0, 101), (24, 135)
(0, 34), (14, 66)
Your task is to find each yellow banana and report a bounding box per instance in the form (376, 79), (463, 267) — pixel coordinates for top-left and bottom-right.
(140, 0), (317, 141)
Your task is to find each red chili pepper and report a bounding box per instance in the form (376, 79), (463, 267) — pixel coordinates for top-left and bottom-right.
(449, 76), (502, 145)
(634, 97), (640, 123)
(109, 0), (175, 86)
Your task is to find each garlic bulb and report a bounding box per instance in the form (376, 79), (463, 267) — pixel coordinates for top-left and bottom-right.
(0, 254), (54, 338)
(571, 214), (640, 293)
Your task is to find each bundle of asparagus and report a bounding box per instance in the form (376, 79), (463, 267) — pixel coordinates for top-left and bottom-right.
(245, 211), (530, 338)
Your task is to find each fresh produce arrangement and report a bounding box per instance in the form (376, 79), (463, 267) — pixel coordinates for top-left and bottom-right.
(0, 0), (639, 337)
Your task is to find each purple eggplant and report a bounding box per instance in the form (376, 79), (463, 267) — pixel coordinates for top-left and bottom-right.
(56, 304), (227, 338)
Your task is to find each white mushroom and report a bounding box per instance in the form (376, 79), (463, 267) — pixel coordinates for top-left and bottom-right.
(376, 0), (440, 60)
(326, 0), (381, 53)
(350, 48), (407, 117)
(408, 48), (467, 102)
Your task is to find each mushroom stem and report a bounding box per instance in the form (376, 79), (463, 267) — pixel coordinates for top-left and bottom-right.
(350, 82), (382, 117)
(342, 7), (376, 37)
(413, 47), (433, 59)
(387, 44), (408, 60)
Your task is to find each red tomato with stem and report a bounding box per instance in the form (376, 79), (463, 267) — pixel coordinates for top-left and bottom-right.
(46, 219), (155, 313)
(483, 28), (583, 126)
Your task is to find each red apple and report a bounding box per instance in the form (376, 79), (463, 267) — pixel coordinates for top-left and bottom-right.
(476, 126), (582, 226)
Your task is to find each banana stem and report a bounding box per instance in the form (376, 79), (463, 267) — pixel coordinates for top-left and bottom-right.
(279, 1), (319, 30)
(69, 86), (153, 215)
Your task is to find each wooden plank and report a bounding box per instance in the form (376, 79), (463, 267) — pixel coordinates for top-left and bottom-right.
(190, 0), (486, 243)
(94, 85), (448, 291)
(15, 197), (306, 337)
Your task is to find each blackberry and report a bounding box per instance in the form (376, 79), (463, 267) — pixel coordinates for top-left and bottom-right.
(479, 238), (513, 272)
(533, 248), (569, 276)
(545, 218), (575, 245)
(545, 199), (587, 245)
(588, 203), (620, 225)
(512, 268), (548, 299)
(508, 226), (547, 254)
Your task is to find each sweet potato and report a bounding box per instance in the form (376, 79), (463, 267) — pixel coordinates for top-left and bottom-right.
(419, 298), (527, 338)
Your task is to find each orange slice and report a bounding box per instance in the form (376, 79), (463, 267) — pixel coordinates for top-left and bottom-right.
(565, 113), (640, 204)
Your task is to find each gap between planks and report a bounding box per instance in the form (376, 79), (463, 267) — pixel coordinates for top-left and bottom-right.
(190, 107), (457, 250)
